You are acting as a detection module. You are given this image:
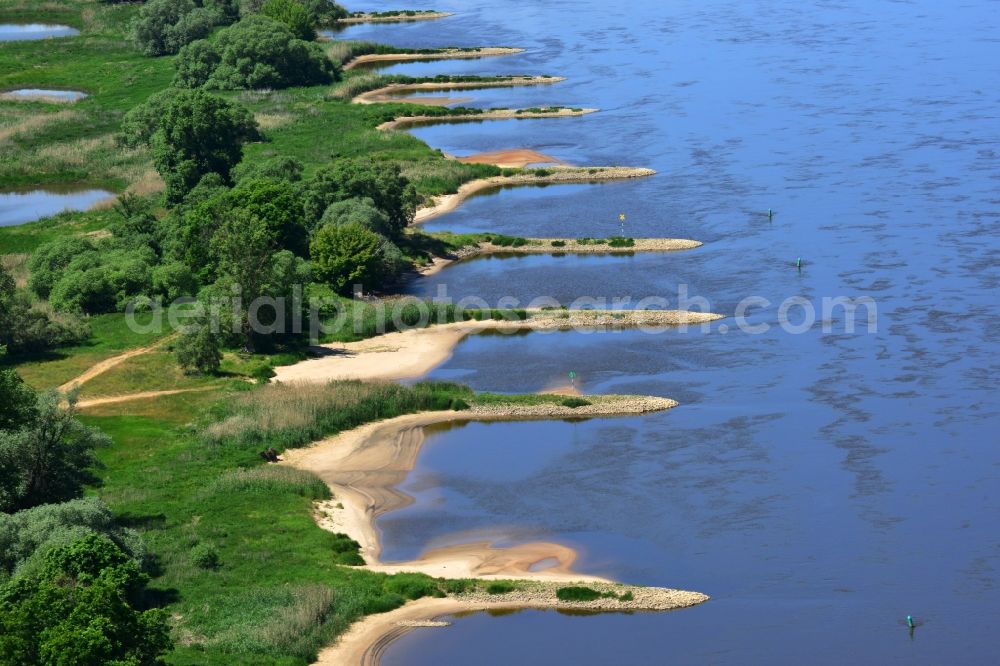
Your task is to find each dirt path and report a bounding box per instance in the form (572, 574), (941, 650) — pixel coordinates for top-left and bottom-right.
(58, 338), (173, 393)
(76, 387), (212, 409)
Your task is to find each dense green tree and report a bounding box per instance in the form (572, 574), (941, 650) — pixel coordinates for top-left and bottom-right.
(302, 160), (417, 236)
(167, 177), (308, 284)
(0, 392), (109, 514)
(300, 0), (348, 23)
(0, 347), (36, 432)
(151, 261), (198, 302)
(260, 0), (315, 40)
(47, 245), (157, 315)
(150, 89), (260, 202)
(0, 371), (35, 433)
(0, 533), (171, 665)
(27, 237), (98, 300)
(175, 324), (222, 374)
(132, 0), (219, 56)
(319, 196), (393, 236)
(209, 199), (308, 349)
(2, 263), (89, 355)
(174, 15), (338, 90)
(310, 222), (388, 295)
(0, 498), (144, 581)
(233, 155), (304, 183)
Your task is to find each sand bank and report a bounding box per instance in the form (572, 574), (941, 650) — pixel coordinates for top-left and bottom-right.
(377, 107), (597, 132)
(337, 11), (454, 25)
(353, 76), (564, 104)
(419, 236), (703, 276)
(390, 95), (473, 106)
(283, 403), (708, 665)
(344, 47), (523, 70)
(454, 148), (563, 168)
(272, 309), (722, 385)
(414, 166), (657, 223)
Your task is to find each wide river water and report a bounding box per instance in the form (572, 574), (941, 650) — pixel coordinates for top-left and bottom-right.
(335, 1), (999, 663)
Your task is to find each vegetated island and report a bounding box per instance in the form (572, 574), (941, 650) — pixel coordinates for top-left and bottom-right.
(415, 166), (658, 222)
(351, 75), (565, 104)
(337, 10), (454, 24)
(340, 46), (524, 70)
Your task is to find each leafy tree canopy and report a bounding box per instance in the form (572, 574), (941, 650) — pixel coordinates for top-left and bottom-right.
(0, 533), (171, 666)
(310, 222), (389, 295)
(260, 0), (316, 40)
(150, 89), (260, 202)
(0, 392), (109, 514)
(174, 15), (338, 90)
(302, 160), (417, 237)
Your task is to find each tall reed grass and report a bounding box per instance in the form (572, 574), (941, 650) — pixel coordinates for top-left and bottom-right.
(202, 380), (473, 450)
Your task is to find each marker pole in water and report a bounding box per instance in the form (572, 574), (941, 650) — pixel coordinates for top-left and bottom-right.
(569, 370), (577, 390)
(768, 208), (773, 221)
(907, 615), (915, 629)
(797, 257), (802, 270)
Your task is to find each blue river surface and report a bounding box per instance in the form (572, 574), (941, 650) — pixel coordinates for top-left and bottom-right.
(335, 0), (1000, 663)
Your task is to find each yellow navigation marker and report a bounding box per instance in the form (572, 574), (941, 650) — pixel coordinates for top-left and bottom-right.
(619, 213), (626, 221)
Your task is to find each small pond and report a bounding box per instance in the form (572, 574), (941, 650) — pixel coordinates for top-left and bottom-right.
(0, 188), (115, 227)
(0, 24), (79, 41)
(0, 89), (88, 103)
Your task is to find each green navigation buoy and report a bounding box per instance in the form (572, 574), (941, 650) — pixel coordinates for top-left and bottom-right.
(796, 257), (802, 270)
(768, 208), (773, 221)
(907, 615), (915, 629)
(568, 371), (577, 388)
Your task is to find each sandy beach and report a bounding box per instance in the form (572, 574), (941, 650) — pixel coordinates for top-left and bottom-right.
(337, 11), (454, 25)
(343, 47), (523, 71)
(455, 148), (564, 168)
(352, 76), (564, 104)
(376, 107), (597, 132)
(271, 309), (722, 385)
(282, 399), (707, 665)
(414, 166), (657, 223)
(417, 236), (704, 276)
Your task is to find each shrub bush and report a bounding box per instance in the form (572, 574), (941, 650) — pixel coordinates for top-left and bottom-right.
(384, 573), (443, 600)
(190, 542), (221, 569)
(555, 586), (602, 601)
(330, 533), (364, 565)
(488, 234), (527, 248)
(561, 397), (591, 408)
(486, 582), (516, 595)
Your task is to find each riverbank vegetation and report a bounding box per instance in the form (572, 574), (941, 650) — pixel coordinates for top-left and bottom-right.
(0, 0), (637, 662)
